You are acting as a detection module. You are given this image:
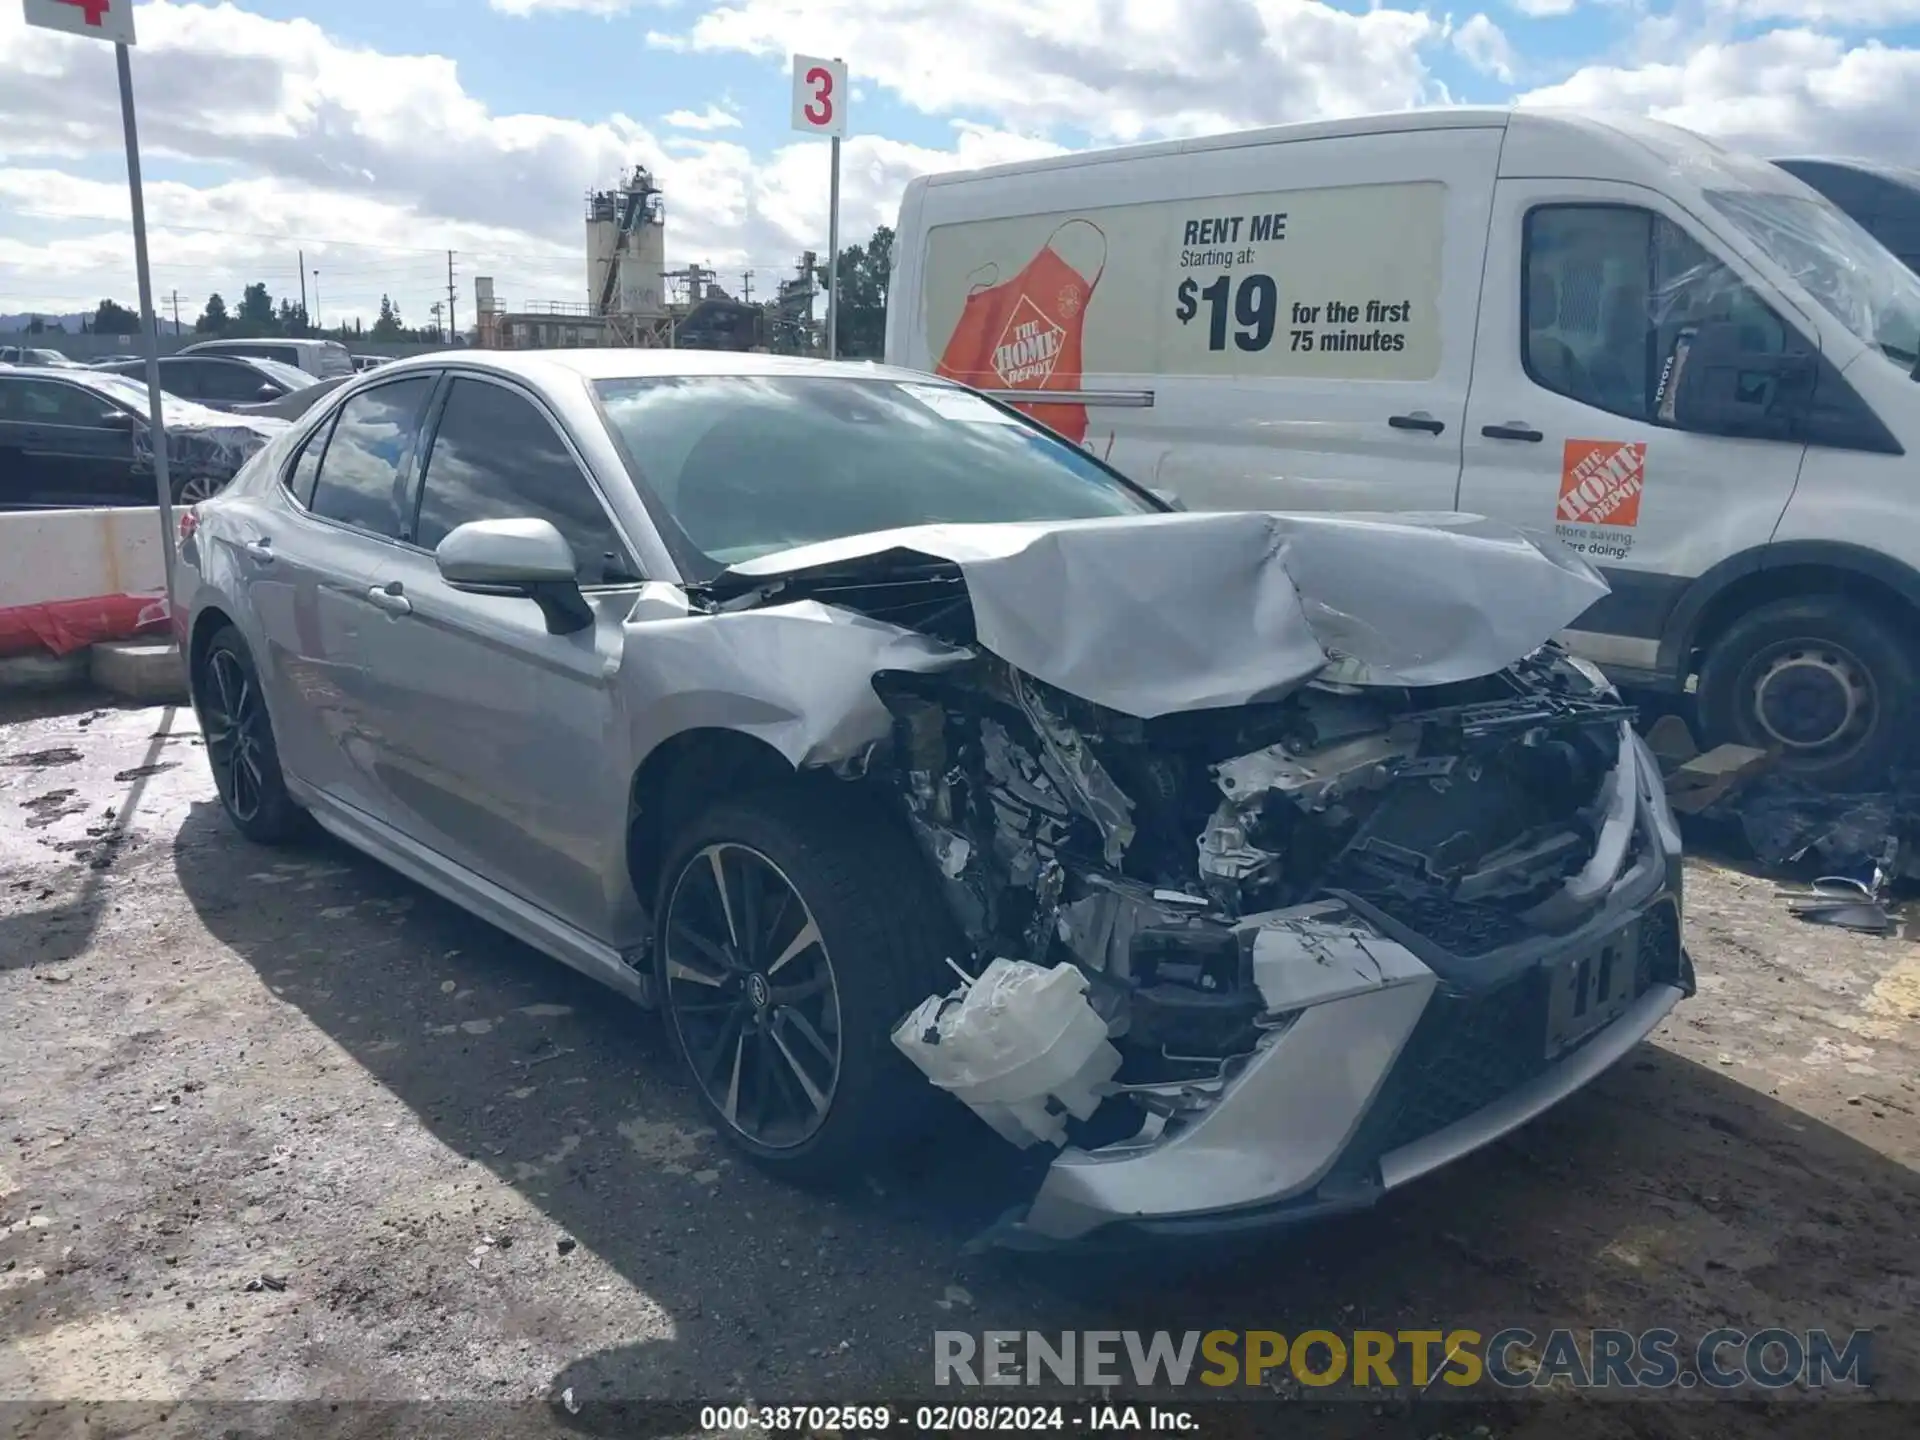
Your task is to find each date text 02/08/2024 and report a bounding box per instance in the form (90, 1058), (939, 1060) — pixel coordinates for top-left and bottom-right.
(699, 1404), (1198, 1432)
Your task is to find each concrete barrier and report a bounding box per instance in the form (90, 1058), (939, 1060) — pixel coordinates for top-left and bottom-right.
(0, 507), (171, 658)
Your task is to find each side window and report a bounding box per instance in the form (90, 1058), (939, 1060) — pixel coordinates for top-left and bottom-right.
(307, 376), (435, 540)
(196, 361), (268, 402)
(414, 378), (634, 584)
(284, 414), (336, 508)
(1523, 205), (1791, 427)
(12, 381), (111, 426)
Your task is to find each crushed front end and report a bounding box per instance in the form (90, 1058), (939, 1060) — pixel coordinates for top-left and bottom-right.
(876, 649), (1690, 1246)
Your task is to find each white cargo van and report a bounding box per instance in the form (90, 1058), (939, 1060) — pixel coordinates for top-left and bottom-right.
(886, 107), (1920, 788)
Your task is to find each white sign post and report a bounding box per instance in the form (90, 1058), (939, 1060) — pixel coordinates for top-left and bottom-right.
(790, 54), (848, 359)
(23, 0), (175, 612)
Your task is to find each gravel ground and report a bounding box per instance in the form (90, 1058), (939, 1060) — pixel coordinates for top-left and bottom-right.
(1, 694), (1916, 1440)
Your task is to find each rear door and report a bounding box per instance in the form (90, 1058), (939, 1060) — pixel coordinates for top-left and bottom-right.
(1456, 183), (1812, 678)
(348, 373), (638, 935)
(231, 373), (439, 814)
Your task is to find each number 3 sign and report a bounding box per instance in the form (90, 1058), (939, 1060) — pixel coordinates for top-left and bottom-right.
(790, 54), (848, 138)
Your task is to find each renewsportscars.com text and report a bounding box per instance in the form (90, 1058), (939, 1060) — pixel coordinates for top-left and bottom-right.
(933, 1328), (1873, 1392)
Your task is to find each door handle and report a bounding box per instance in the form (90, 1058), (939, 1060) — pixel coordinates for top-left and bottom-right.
(1481, 423), (1544, 443)
(241, 538), (274, 563)
(1388, 413), (1446, 435)
(366, 582), (412, 616)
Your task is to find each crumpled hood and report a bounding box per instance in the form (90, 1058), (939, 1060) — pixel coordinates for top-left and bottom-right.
(716, 510), (1609, 719)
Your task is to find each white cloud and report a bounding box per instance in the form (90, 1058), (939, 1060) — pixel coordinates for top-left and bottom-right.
(1510, 0), (1577, 15)
(1453, 15), (1518, 83)
(0, 2), (1051, 321)
(657, 0), (1446, 142)
(1518, 29), (1920, 163)
(664, 104), (743, 131)
(488, 0), (644, 16)
(1707, 1), (1920, 23)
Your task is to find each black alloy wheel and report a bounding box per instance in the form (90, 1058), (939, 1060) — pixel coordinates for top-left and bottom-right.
(194, 626), (305, 843)
(662, 841), (844, 1150)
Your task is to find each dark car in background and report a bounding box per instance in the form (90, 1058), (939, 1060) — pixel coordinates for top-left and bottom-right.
(0, 366), (284, 509)
(98, 354), (317, 415)
(1774, 157), (1920, 276)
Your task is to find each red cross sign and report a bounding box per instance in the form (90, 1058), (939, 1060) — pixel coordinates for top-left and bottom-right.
(23, 0), (139, 46)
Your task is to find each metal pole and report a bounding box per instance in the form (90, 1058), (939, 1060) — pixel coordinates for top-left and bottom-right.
(116, 42), (175, 612)
(825, 132), (841, 359)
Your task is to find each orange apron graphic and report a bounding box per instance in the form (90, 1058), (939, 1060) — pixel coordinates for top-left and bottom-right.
(935, 220), (1106, 443)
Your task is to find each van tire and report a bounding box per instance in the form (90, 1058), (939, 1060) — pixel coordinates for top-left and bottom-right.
(1697, 595), (1917, 790)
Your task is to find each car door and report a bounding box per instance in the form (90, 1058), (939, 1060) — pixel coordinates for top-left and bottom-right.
(348, 373), (639, 937)
(1456, 184), (1813, 678)
(230, 373), (439, 815)
(0, 377), (141, 507)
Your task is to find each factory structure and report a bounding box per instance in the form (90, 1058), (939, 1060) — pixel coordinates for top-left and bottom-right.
(473, 165), (823, 353)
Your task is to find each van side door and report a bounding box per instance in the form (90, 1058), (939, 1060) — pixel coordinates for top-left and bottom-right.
(1457, 182), (1811, 682)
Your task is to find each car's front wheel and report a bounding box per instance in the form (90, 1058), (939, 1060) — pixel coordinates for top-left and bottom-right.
(654, 787), (956, 1180)
(192, 625), (306, 843)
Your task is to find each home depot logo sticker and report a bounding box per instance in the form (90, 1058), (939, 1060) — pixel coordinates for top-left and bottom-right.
(1557, 440), (1646, 528)
(992, 296), (1067, 386)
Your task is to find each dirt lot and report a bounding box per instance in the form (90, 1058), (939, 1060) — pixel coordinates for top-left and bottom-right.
(1, 694), (1916, 1439)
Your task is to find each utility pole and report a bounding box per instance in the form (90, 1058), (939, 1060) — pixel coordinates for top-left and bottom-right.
(298, 248), (307, 320)
(170, 290), (179, 336)
(447, 251), (456, 345)
(741, 269), (754, 304)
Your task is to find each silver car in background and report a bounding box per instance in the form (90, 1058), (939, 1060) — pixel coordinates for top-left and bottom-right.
(174, 351), (1690, 1246)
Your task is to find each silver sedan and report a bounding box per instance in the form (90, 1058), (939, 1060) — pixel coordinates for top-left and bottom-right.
(174, 350), (1689, 1246)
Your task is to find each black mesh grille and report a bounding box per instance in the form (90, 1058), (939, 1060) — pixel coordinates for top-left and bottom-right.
(1346, 885), (1532, 957)
(1635, 901), (1682, 991)
(1363, 977), (1547, 1157)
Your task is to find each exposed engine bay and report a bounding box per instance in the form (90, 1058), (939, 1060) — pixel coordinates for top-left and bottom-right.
(691, 511), (1692, 1242)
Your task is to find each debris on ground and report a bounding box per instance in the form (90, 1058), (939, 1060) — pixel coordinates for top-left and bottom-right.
(244, 1273), (289, 1292)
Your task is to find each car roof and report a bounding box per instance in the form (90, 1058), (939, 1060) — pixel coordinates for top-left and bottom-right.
(184, 337), (345, 351)
(358, 348), (939, 387)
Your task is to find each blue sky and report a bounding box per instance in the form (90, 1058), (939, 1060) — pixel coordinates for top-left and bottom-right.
(3, 1), (1919, 325)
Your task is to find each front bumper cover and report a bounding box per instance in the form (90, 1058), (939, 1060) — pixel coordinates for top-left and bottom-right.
(984, 730), (1692, 1250)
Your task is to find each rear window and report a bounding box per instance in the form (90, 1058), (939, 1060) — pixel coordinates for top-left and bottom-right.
(311, 344), (355, 379)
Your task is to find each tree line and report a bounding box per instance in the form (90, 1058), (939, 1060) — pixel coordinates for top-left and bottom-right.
(78, 288), (443, 343)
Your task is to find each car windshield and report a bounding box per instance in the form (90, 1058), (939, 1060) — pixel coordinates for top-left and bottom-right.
(1708, 188), (1920, 370)
(592, 374), (1157, 569)
(252, 357), (318, 390)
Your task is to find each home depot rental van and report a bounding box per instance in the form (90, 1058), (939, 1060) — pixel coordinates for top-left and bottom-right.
(886, 107), (1920, 788)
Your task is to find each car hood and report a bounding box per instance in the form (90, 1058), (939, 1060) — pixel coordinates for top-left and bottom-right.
(707, 510), (1609, 719)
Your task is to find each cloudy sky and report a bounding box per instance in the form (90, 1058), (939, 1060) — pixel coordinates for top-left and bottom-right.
(2, 0), (1917, 331)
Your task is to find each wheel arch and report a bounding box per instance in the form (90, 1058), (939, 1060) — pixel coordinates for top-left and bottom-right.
(186, 604), (236, 683)
(1659, 541), (1920, 681)
(625, 728), (800, 910)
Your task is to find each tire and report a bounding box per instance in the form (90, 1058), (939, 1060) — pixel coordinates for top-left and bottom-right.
(1697, 595), (1918, 790)
(191, 625), (307, 843)
(171, 471), (227, 505)
(653, 784), (960, 1182)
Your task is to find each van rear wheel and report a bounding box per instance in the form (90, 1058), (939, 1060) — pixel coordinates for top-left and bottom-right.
(1697, 595), (1917, 790)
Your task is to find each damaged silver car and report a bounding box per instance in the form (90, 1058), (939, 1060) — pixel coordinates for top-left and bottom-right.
(173, 351), (1691, 1246)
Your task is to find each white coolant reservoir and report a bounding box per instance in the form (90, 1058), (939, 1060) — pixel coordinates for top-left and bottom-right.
(892, 958), (1123, 1149)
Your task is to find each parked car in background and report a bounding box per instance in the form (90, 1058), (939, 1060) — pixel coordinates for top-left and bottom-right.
(0, 346), (84, 368)
(98, 354), (317, 414)
(1773, 157), (1920, 277)
(352, 354), (392, 372)
(246, 372), (352, 422)
(88, 354), (144, 367)
(178, 336), (355, 380)
(173, 349), (1687, 1246)
(0, 366), (283, 509)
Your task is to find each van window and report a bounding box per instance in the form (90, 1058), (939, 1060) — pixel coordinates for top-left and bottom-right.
(311, 344), (355, 379)
(1523, 205), (1793, 430)
(1706, 190), (1920, 372)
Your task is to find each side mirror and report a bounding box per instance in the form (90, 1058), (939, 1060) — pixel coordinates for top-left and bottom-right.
(97, 408), (138, 430)
(1666, 321), (1816, 440)
(434, 518), (592, 635)
(256, 383), (283, 400)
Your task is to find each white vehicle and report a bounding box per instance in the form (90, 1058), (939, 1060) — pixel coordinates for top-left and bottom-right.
(887, 107), (1920, 788)
(179, 336), (355, 380)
